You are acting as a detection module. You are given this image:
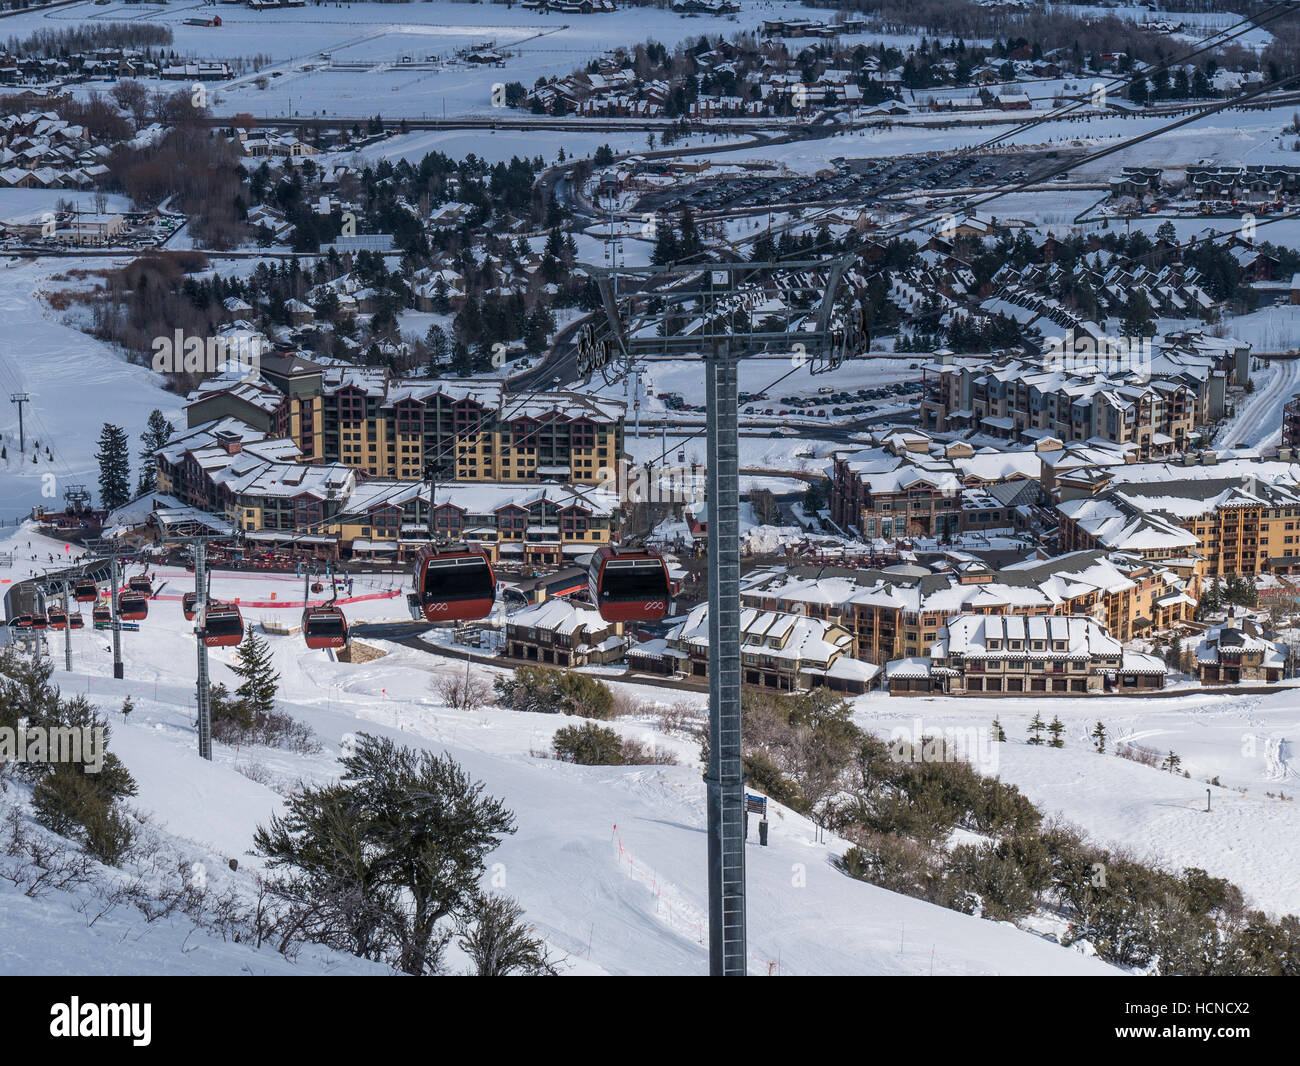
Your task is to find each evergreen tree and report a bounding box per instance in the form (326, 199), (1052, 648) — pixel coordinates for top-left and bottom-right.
(1162, 750), (1182, 774)
(678, 208), (702, 258)
(1027, 712), (1046, 745)
(451, 341), (473, 377)
(1121, 288), (1156, 337)
(95, 423), (131, 511)
(1091, 721), (1107, 753)
(426, 324), (448, 369)
(230, 625), (280, 716)
(137, 409), (175, 495)
(1048, 715), (1065, 748)
(254, 734), (516, 975)
(651, 220), (680, 265)
(1166, 634), (1183, 671)
(992, 717), (1006, 743)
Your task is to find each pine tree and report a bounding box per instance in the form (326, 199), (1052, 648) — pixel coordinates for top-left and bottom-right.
(230, 626), (279, 716)
(992, 717), (1006, 742)
(137, 409), (175, 495)
(121, 695), (134, 721)
(1091, 720), (1107, 753)
(651, 220), (680, 265)
(1166, 634), (1183, 672)
(1047, 715), (1065, 748)
(95, 423), (131, 511)
(1027, 712), (1045, 745)
(1161, 750), (1182, 774)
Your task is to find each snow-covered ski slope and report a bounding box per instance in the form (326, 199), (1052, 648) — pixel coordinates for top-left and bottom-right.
(0, 259), (183, 523)
(0, 526), (1118, 976)
(6, 514), (1300, 973)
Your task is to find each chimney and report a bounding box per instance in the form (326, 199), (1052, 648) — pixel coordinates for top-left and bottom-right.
(215, 430), (242, 455)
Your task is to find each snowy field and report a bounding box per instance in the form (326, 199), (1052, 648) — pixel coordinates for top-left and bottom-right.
(852, 691), (1300, 921)
(719, 104), (1300, 178)
(0, 190), (135, 226)
(349, 127), (744, 169)
(1062, 5), (1277, 53)
(11, 0), (834, 119)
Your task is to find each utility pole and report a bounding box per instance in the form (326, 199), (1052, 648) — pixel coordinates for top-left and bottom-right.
(631, 364), (641, 442)
(194, 540), (212, 761)
(61, 581), (72, 672)
(9, 393), (29, 453)
(84, 541), (127, 678)
(425, 460), (438, 543)
(703, 337), (746, 977)
(110, 555), (123, 680)
(579, 255), (860, 976)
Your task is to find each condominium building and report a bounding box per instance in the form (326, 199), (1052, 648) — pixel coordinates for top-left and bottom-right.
(917, 352), (1229, 459)
(183, 353), (625, 486)
(154, 418), (618, 562)
(829, 431), (1043, 538)
(504, 599), (626, 667)
(628, 603), (881, 694)
(885, 613), (1167, 696)
(739, 548), (1198, 663)
(1056, 455), (1300, 576)
(1194, 611), (1288, 684)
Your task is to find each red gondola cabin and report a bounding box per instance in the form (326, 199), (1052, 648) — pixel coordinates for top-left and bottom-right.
(200, 603), (243, 648)
(587, 545), (672, 623)
(117, 590), (148, 621)
(302, 605), (348, 649)
(414, 547), (496, 622)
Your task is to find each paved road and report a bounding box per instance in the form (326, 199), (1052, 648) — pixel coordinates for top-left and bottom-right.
(1219, 358), (1300, 449)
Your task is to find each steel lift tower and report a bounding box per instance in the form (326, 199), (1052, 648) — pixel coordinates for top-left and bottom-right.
(579, 254), (865, 974)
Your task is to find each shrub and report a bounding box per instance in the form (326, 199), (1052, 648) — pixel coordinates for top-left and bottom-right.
(552, 722), (625, 765)
(835, 831), (943, 903)
(617, 736), (677, 766)
(456, 893), (557, 976)
(494, 667), (615, 718)
(210, 682), (318, 753)
(943, 842), (1039, 922)
(32, 762), (137, 865)
(436, 673), (492, 711)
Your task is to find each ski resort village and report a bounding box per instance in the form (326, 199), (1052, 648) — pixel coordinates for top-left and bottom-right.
(0, 0), (1299, 992)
